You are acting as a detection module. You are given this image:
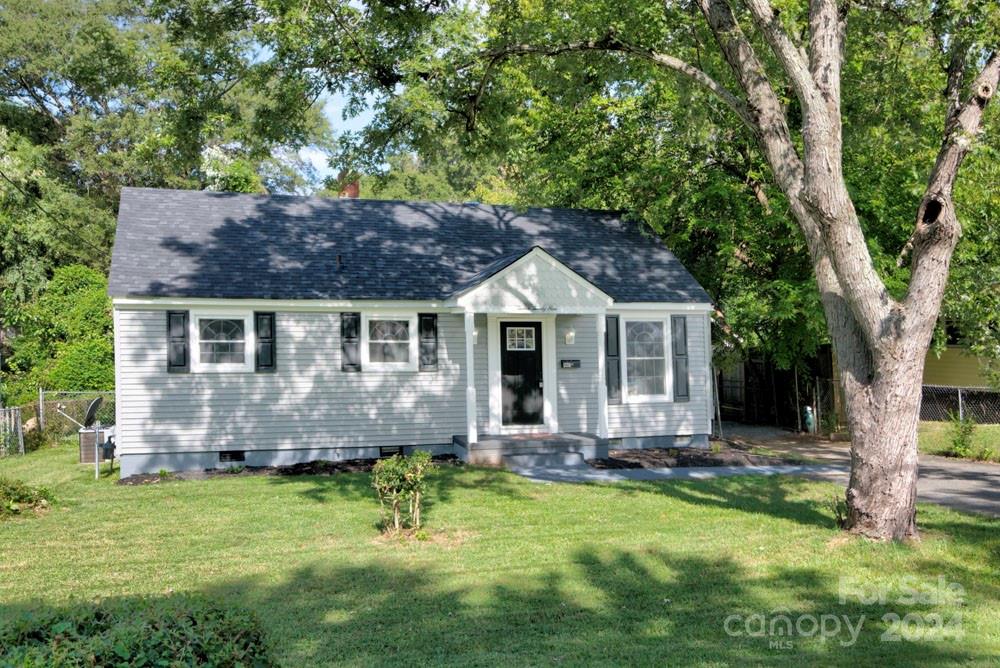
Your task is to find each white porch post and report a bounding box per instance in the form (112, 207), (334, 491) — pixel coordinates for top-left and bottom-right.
(596, 313), (609, 439)
(464, 311), (478, 444)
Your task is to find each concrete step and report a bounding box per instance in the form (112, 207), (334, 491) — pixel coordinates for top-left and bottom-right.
(502, 451), (590, 468)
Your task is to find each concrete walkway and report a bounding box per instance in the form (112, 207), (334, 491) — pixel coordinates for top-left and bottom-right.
(508, 463), (844, 484)
(510, 425), (1000, 518)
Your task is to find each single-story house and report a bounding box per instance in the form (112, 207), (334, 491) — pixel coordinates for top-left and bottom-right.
(108, 188), (714, 476)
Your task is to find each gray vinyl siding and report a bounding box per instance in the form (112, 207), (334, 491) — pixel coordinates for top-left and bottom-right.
(606, 313), (710, 438)
(115, 310), (467, 454)
(555, 315), (599, 433)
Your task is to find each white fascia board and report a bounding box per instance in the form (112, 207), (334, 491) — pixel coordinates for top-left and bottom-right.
(112, 296), (463, 313)
(610, 302), (714, 313)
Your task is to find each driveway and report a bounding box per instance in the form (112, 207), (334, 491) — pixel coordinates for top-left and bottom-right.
(754, 436), (1000, 518)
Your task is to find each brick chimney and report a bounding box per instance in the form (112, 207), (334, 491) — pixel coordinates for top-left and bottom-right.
(337, 170), (360, 199)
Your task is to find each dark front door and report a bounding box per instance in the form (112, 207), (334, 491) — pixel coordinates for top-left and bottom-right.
(500, 322), (544, 426)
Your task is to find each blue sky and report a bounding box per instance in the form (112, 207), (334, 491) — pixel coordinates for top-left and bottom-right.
(299, 91), (375, 181)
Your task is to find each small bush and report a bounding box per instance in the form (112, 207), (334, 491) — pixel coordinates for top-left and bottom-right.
(372, 451), (434, 534)
(946, 411), (977, 459)
(0, 595), (275, 666)
(21, 425), (62, 453)
(0, 476), (53, 517)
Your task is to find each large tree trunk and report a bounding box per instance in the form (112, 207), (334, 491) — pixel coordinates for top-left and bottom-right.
(841, 362), (924, 540)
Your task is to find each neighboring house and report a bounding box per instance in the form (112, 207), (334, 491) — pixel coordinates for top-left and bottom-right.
(923, 347), (990, 388)
(108, 188), (713, 476)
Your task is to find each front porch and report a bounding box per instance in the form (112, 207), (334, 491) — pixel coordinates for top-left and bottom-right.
(453, 432), (609, 467)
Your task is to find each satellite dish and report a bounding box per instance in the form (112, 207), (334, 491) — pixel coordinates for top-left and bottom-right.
(83, 397), (103, 428)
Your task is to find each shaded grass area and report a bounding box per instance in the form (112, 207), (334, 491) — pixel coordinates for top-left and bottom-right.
(919, 421), (1000, 462)
(1, 441), (998, 665)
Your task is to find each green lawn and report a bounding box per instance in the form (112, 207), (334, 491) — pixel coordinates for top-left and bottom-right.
(919, 421), (1000, 462)
(2, 442), (999, 666)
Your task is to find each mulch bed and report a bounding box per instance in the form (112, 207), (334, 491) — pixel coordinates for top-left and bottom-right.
(587, 441), (798, 469)
(118, 454), (461, 485)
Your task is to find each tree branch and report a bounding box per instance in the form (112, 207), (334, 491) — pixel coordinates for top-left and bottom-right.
(904, 51), (1000, 321)
(742, 0), (826, 114)
(473, 34), (755, 129)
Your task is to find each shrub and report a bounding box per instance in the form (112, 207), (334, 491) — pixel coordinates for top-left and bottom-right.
(372, 451), (434, 534)
(946, 411), (977, 459)
(0, 476), (53, 517)
(0, 595), (275, 666)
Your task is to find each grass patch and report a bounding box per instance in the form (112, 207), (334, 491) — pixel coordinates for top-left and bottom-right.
(919, 421), (1000, 462)
(1, 440), (998, 665)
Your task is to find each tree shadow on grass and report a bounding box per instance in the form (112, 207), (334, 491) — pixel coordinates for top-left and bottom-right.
(265, 463), (531, 505)
(609, 474), (837, 530)
(6, 546), (979, 666)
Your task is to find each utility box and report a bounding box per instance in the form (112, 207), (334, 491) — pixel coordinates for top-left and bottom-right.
(79, 428), (112, 464)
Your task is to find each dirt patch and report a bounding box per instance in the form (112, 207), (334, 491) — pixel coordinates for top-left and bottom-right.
(587, 441), (799, 469)
(118, 454), (461, 485)
(372, 528), (476, 548)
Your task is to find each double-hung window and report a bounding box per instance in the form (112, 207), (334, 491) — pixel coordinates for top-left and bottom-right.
(191, 312), (254, 372)
(621, 318), (672, 402)
(362, 314), (419, 371)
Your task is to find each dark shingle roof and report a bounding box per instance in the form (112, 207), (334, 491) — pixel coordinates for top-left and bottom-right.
(108, 188), (710, 303)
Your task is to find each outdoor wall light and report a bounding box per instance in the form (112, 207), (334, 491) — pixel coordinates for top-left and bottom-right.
(473, 328), (479, 345)
(565, 330), (576, 345)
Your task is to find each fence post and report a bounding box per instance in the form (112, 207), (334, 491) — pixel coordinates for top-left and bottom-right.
(958, 388), (964, 421)
(38, 387), (45, 431)
(815, 378), (822, 436)
(16, 408), (24, 455)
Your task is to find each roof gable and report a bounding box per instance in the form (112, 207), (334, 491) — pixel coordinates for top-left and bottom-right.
(108, 188), (711, 304)
(450, 247), (612, 313)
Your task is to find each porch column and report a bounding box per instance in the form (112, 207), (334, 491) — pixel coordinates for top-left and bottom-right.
(596, 313), (609, 438)
(464, 311), (478, 444)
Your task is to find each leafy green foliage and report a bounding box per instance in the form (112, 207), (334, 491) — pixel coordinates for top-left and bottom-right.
(0, 476), (52, 517)
(2, 265), (113, 405)
(371, 451), (433, 533)
(944, 411), (992, 461)
(0, 0), (333, 337)
(0, 595), (275, 665)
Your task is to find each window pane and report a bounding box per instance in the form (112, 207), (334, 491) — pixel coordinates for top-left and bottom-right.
(198, 319), (245, 365)
(369, 342), (409, 363)
(506, 327), (536, 351)
(369, 320), (409, 342)
(625, 321), (666, 396)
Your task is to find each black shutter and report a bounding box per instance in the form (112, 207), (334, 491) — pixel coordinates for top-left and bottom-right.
(255, 312), (276, 372)
(672, 315), (690, 402)
(605, 315), (622, 405)
(167, 311), (189, 373)
(418, 313), (438, 371)
(341, 312), (361, 372)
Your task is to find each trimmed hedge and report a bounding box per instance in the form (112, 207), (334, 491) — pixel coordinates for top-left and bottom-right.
(0, 595), (275, 666)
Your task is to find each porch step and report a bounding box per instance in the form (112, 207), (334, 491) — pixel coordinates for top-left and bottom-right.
(454, 432), (609, 467)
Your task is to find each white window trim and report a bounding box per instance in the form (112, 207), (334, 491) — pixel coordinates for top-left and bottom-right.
(189, 310), (255, 373)
(361, 313), (419, 372)
(620, 316), (674, 404)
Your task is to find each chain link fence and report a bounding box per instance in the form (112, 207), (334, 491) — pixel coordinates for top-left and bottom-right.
(16, 390), (116, 447)
(921, 385), (1000, 423)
